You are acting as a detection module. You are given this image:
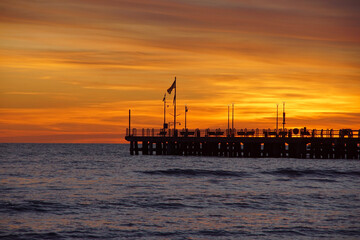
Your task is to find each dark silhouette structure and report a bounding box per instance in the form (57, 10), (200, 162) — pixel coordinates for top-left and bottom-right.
(125, 128), (360, 159)
(127, 79), (359, 159)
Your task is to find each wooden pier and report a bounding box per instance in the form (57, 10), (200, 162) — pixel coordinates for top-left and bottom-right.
(125, 128), (360, 159)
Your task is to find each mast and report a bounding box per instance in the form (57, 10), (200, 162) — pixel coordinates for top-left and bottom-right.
(174, 77), (176, 135)
(232, 103), (234, 133)
(276, 104), (279, 134)
(166, 77), (177, 136)
(163, 94), (166, 131)
(228, 105), (230, 136)
(185, 105), (187, 130)
(282, 102), (286, 131)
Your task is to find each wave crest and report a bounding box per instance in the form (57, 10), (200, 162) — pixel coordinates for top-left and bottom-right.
(140, 169), (247, 177)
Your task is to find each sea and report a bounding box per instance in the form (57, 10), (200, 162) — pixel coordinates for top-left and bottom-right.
(1, 143), (359, 239)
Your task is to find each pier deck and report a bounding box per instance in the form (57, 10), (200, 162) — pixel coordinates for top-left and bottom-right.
(125, 128), (360, 159)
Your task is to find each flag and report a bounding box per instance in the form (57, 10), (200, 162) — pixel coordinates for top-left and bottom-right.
(167, 79), (176, 94)
(162, 93), (166, 102)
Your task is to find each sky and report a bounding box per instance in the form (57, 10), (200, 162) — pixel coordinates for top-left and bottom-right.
(0, 0), (360, 143)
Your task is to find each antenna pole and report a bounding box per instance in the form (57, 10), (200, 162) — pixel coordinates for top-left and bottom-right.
(282, 102), (286, 131)
(276, 104), (279, 135)
(232, 103), (234, 132)
(228, 105), (230, 136)
(185, 105), (187, 130)
(129, 109), (131, 136)
(163, 95), (166, 131)
(174, 77), (176, 136)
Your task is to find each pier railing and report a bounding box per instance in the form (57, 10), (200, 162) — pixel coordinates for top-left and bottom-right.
(126, 128), (360, 139)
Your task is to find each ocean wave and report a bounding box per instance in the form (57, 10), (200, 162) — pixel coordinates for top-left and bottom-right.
(0, 232), (61, 240)
(0, 200), (71, 213)
(103, 198), (203, 210)
(138, 202), (191, 209)
(139, 168), (247, 177)
(262, 168), (360, 178)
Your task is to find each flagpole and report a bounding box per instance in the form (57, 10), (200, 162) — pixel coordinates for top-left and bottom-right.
(185, 105), (187, 130)
(174, 76), (176, 136)
(163, 94), (166, 132)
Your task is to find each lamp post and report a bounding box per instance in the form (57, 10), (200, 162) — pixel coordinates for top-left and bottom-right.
(129, 109), (131, 136)
(232, 103), (234, 135)
(185, 105), (188, 130)
(228, 105), (230, 136)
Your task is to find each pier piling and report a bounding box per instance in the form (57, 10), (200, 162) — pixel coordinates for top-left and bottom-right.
(125, 128), (360, 159)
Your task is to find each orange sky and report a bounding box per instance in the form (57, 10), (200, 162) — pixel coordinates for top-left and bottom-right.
(1, 0), (360, 143)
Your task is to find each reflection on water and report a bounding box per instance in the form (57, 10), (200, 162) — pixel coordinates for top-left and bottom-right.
(0, 143), (359, 239)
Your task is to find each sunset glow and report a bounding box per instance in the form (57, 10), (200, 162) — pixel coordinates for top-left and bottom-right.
(1, 0), (359, 143)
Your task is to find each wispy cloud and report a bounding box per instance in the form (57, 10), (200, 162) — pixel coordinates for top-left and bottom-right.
(3, 91), (49, 95)
(0, 0), (359, 142)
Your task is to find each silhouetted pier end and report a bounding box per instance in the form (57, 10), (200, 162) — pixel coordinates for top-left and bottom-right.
(125, 128), (360, 159)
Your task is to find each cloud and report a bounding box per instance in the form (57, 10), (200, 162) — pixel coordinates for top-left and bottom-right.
(2, 0), (359, 43)
(0, 0), (359, 142)
(3, 91), (52, 95)
(0, 132), (122, 143)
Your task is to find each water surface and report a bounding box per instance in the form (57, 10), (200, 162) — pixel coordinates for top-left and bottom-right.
(1, 143), (359, 239)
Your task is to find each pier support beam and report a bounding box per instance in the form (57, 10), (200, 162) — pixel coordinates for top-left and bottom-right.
(149, 142), (153, 155)
(156, 142), (162, 155)
(167, 142), (175, 155)
(335, 142), (345, 159)
(134, 141), (139, 155)
(130, 141), (134, 155)
(347, 142), (357, 159)
(125, 136), (359, 159)
(142, 141), (148, 155)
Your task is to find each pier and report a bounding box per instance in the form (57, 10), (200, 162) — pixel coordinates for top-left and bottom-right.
(125, 78), (359, 159)
(125, 128), (360, 159)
